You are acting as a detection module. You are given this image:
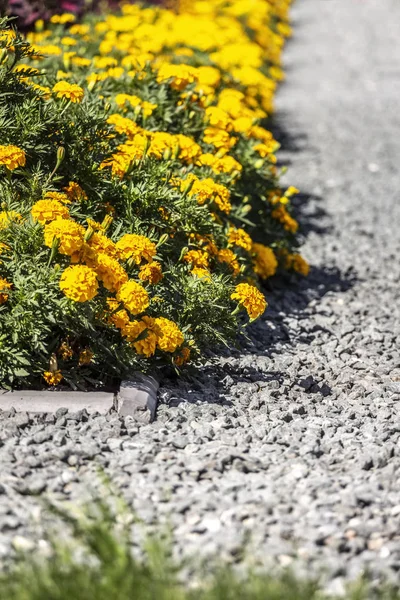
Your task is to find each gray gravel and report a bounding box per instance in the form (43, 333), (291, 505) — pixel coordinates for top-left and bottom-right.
(1, 0), (400, 591)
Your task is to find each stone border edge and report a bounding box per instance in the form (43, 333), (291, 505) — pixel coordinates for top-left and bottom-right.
(0, 373), (159, 423)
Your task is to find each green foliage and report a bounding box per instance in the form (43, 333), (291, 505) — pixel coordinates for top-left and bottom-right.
(0, 496), (397, 600)
(0, 3), (306, 390)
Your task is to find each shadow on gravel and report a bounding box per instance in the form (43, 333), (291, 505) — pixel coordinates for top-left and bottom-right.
(268, 112), (308, 154)
(158, 265), (356, 409)
(291, 192), (334, 237)
(158, 112), (357, 409)
(159, 362), (287, 407)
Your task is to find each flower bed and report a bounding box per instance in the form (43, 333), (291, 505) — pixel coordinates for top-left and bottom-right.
(0, 0), (308, 391)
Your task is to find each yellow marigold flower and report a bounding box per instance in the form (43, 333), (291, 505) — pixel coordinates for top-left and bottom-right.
(44, 218), (85, 256)
(205, 106), (233, 131)
(115, 94), (157, 117)
(44, 191), (70, 204)
(0, 277), (12, 304)
(0, 145), (26, 171)
(58, 341), (73, 360)
(179, 175), (231, 214)
(64, 181), (88, 202)
(107, 114), (143, 138)
(285, 186), (300, 198)
(174, 346), (191, 367)
(196, 153), (242, 175)
(69, 24), (89, 36)
(142, 101), (157, 117)
(61, 36), (77, 47)
(116, 280), (149, 315)
(43, 370), (63, 386)
(125, 316), (158, 357)
(252, 243), (278, 279)
(228, 227), (252, 252)
(115, 93), (141, 109)
(93, 56), (117, 69)
(0, 211), (22, 230)
(196, 65), (221, 88)
(183, 249), (209, 269)
(79, 348), (94, 365)
(32, 44), (62, 57)
(106, 298), (130, 330)
(95, 253), (128, 292)
(175, 134), (202, 163)
(106, 67), (124, 79)
(271, 205), (298, 234)
(231, 283), (267, 320)
(191, 267), (211, 281)
(289, 253), (310, 276)
(60, 264), (98, 303)
(53, 81), (84, 103)
(211, 182), (232, 214)
(71, 57), (91, 68)
(250, 125), (274, 143)
(31, 199), (69, 224)
(50, 13), (76, 24)
(157, 63), (198, 91)
(203, 127), (237, 150)
(269, 66), (284, 81)
(30, 83), (52, 99)
(138, 261), (163, 285)
(217, 248), (240, 275)
(0, 242), (9, 255)
(254, 141), (278, 158)
(215, 155), (243, 174)
(88, 232), (118, 258)
(147, 131), (176, 159)
(116, 234), (156, 264)
(232, 116), (254, 134)
(154, 317), (184, 353)
(14, 64), (40, 76)
(121, 318), (145, 342)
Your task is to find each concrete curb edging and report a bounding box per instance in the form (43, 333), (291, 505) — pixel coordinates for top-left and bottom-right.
(118, 373), (159, 424)
(0, 373), (159, 423)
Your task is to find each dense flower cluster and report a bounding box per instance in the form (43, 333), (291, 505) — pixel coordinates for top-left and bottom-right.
(0, 0), (309, 390)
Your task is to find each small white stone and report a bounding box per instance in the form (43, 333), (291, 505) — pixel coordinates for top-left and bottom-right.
(278, 554), (293, 567)
(12, 536), (35, 552)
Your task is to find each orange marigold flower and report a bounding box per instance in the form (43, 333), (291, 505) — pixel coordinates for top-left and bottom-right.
(59, 264), (98, 302)
(183, 249), (209, 269)
(53, 81), (84, 103)
(116, 234), (156, 264)
(106, 298), (130, 330)
(95, 253), (128, 292)
(58, 341), (73, 360)
(0, 145), (26, 171)
(116, 280), (149, 315)
(228, 227), (252, 252)
(174, 346), (191, 367)
(231, 283), (267, 320)
(79, 348), (94, 365)
(252, 243), (278, 279)
(271, 205), (298, 234)
(0, 277), (12, 304)
(43, 370), (63, 386)
(63, 181), (88, 202)
(44, 218), (85, 256)
(31, 199), (69, 224)
(217, 248), (240, 275)
(138, 261), (163, 285)
(154, 317), (184, 353)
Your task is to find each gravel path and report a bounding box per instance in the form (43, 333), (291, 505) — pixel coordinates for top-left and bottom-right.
(1, 0), (400, 592)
